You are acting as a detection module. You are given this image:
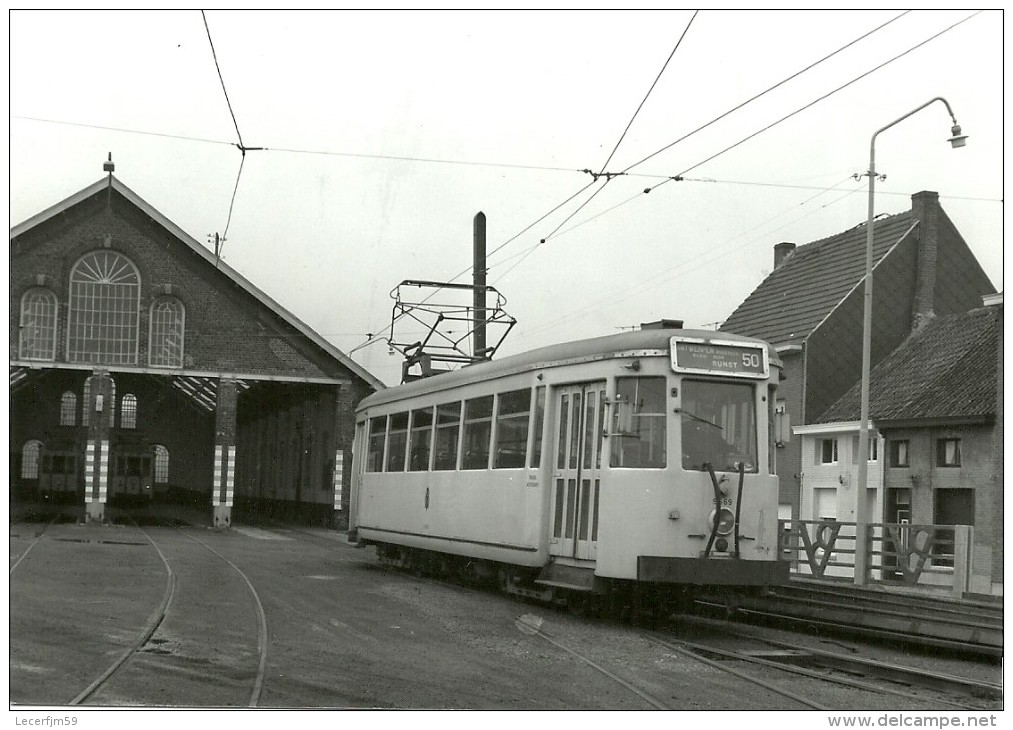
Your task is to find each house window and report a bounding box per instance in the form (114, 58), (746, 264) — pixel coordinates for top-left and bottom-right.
(936, 438), (961, 468)
(67, 250), (141, 365)
(154, 445), (169, 483)
(889, 440), (910, 468)
(121, 394), (138, 429)
(60, 392), (77, 426)
(21, 440), (42, 479)
(19, 288), (58, 361)
(149, 297), (185, 367)
(818, 438), (838, 464)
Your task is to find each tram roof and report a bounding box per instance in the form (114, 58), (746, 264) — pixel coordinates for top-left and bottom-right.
(359, 327), (777, 410)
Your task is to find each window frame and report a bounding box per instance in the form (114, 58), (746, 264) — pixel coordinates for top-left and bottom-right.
(612, 375), (668, 470)
(148, 296), (186, 368)
(407, 407), (434, 472)
(461, 395), (494, 470)
(154, 444), (169, 483)
(936, 438), (962, 468)
(67, 250), (141, 365)
(493, 388), (532, 470)
(433, 401), (462, 471)
(385, 412), (409, 472)
(120, 394), (138, 429)
(21, 440), (42, 479)
(889, 439), (910, 468)
(59, 391), (77, 426)
(19, 288), (59, 361)
(818, 438), (839, 465)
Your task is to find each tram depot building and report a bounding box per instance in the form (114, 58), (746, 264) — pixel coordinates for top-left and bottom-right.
(10, 175), (383, 527)
(720, 191), (1001, 593)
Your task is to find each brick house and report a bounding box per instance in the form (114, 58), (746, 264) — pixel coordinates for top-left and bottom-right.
(10, 174), (383, 527)
(719, 191), (996, 522)
(812, 298), (1003, 593)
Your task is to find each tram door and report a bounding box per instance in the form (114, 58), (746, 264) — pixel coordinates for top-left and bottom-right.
(550, 382), (606, 561)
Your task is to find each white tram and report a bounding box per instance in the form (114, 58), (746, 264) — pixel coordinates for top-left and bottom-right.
(349, 324), (789, 611)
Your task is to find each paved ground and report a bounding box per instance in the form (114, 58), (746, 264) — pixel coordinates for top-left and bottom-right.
(9, 515), (996, 712)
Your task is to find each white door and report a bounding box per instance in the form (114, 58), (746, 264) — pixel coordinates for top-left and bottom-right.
(549, 382), (606, 561)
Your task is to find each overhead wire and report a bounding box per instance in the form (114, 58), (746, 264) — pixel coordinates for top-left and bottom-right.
(202, 10), (258, 258)
(523, 6), (981, 290)
(530, 10), (913, 252)
(355, 12), (700, 358)
(517, 175), (866, 338)
(597, 10), (698, 175)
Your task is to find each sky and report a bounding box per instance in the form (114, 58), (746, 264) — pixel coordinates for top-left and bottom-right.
(8, 9), (1005, 387)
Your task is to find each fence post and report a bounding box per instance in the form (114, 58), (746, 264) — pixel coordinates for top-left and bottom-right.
(950, 525), (971, 598)
(853, 522), (869, 586)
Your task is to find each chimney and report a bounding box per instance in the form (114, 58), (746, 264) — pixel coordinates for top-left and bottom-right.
(911, 191), (940, 331)
(774, 242), (796, 269)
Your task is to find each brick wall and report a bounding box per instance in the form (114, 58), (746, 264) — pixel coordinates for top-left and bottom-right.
(10, 192), (347, 380)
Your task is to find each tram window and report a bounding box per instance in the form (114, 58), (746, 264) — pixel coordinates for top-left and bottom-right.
(366, 416), (387, 472)
(408, 408), (434, 471)
(680, 380), (757, 473)
(494, 389), (531, 469)
(386, 412), (409, 472)
(462, 395), (494, 470)
(529, 387), (546, 469)
(433, 402), (462, 471)
(610, 377), (667, 469)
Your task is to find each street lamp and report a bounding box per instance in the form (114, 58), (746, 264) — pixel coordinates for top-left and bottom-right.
(854, 97), (966, 584)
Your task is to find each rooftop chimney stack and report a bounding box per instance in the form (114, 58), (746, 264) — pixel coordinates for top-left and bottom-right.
(774, 242), (796, 269)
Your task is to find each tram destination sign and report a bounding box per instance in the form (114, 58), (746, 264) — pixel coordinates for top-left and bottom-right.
(670, 337), (769, 378)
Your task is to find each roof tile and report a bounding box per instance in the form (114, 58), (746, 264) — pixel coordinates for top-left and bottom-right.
(720, 212), (914, 343)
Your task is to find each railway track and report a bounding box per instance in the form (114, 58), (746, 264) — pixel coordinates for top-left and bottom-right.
(11, 512), (270, 707)
(646, 618), (1001, 711)
(695, 580), (1002, 658)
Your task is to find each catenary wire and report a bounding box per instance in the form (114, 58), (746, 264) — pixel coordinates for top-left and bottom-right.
(530, 9), (919, 252)
(597, 10), (698, 175)
(513, 176), (866, 338)
(532, 9), (981, 254)
(620, 10), (911, 173)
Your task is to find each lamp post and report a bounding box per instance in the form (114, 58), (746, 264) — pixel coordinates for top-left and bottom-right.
(853, 97), (966, 585)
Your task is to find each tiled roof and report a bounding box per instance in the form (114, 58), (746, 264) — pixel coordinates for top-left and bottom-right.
(816, 306), (1000, 423)
(720, 212), (916, 344)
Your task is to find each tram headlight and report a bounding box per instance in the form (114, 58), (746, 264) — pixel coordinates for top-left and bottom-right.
(709, 508), (735, 536)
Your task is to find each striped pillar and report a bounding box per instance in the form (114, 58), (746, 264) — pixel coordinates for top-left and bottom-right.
(332, 450), (344, 511)
(213, 377), (238, 528)
(84, 371), (114, 524)
(212, 445), (236, 509)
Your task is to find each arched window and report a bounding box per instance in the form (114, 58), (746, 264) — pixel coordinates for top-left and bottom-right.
(121, 394), (138, 429)
(154, 445), (169, 483)
(149, 297), (185, 367)
(67, 251), (140, 365)
(60, 392), (77, 426)
(21, 440), (42, 479)
(19, 288), (58, 361)
(82, 376), (117, 428)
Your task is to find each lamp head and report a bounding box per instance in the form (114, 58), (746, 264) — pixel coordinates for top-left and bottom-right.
(948, 123), (967, 149)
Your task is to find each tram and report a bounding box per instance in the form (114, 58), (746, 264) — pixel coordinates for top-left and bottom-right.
(348, 323), (789, 613)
